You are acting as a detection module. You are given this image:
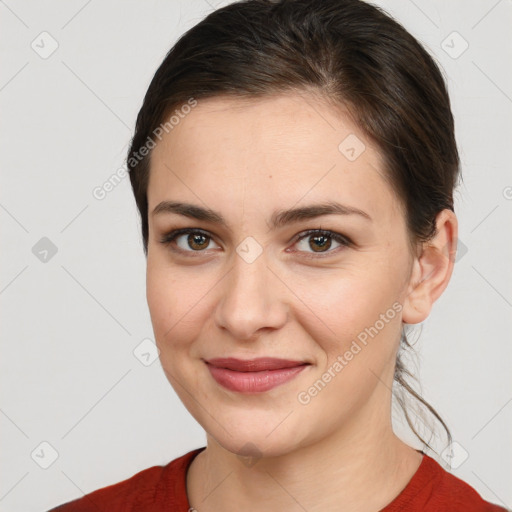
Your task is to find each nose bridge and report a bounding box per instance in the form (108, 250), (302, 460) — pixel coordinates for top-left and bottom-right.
(214, 243), (287, 340)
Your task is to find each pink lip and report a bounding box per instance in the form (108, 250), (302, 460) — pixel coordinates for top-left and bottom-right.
(205, 357), (310, 393)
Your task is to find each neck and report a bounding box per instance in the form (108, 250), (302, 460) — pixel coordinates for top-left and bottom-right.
(186, 390), (423, 512)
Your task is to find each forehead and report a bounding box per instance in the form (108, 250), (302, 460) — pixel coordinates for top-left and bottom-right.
(147, 93), (401, 226)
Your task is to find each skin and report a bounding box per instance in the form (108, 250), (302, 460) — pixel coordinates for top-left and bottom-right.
(145, 92), (457, 512)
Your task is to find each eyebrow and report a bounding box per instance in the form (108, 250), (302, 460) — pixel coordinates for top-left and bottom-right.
(152, 200), (371, 229)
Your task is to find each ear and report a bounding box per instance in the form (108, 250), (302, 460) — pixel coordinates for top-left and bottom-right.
(402, 209), (458, 325)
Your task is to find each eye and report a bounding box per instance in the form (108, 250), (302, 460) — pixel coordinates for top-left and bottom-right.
(160, 227), (351, 258)
(159, 228), (220, 254)
(290, 229), (351, 257)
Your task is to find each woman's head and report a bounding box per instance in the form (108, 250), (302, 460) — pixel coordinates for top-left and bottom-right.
(127, 0), (460, 455)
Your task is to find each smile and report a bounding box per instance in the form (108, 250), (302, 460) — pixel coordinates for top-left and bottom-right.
(204, 357), (311, 393)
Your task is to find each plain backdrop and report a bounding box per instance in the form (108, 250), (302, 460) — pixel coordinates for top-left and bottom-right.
(1, 1), (511, 510)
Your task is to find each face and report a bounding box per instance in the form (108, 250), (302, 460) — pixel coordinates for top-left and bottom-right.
(146, 93), (416, 458)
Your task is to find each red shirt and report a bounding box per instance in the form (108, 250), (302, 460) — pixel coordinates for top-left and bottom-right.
(48, 447), (508, 511)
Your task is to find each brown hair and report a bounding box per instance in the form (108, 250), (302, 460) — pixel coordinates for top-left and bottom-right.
(126, 0), (460, 452)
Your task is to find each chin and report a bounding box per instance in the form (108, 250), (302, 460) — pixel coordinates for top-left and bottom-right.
(216, 433), (298, 461)
(201, 410), (310, 460)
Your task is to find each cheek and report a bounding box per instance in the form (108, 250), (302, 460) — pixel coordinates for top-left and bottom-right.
(145, 260), (207, 397)
(286, 266), (405, 405)
(146, 260), (173, 334)
(290, 264), (403, 339)
(145, 256), (215, 355)
(293, 274), (403, 418)
(146, 257), (186, 346)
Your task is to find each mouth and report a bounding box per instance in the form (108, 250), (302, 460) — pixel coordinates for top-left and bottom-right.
(204, 357), (311, 393)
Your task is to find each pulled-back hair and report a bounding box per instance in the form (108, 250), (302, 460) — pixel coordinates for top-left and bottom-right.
(127, 0), (460, 452)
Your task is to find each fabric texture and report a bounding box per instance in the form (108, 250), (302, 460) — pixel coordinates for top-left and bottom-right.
(48, 446), (508, 511)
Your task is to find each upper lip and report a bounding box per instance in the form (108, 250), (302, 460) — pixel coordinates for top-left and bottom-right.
(205, 357), (310, 372)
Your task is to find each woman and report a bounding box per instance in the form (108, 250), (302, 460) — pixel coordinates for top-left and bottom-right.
(49, 0), (508, 510)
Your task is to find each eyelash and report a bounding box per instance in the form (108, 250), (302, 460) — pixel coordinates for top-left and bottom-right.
(159, 228), (352, 258)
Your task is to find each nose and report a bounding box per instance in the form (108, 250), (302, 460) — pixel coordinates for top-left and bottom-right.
(214, 247), (288, 341)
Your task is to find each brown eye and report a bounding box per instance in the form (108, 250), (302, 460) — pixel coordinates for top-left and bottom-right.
(160, 229), (219, 253)
(185, 232), (210, 250)
(293, 229), (351, 256)
(308, 233), (332, 252)
(160, 228), (351, 258)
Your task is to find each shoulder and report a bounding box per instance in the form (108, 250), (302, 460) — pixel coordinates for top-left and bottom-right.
(387, 453), (509, 512)
(47, 447), (205, 512)
(433, 459), (508, 511)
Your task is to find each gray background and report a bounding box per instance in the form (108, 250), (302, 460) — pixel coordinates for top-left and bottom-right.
(1, 0), (511, 510)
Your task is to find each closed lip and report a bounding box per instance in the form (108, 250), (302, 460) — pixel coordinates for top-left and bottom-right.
(204, 357), (310, 372)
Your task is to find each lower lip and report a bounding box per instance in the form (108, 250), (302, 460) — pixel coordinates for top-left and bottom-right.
(206, 363), (309, 393)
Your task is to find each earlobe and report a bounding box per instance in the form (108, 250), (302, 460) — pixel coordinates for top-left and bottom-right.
(402, 209), (458, 325)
